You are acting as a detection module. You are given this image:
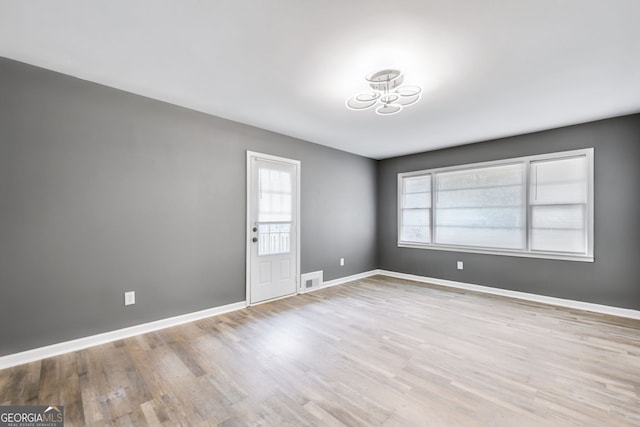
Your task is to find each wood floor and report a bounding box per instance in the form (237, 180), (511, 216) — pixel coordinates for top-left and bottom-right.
(1, 275), (639, 426)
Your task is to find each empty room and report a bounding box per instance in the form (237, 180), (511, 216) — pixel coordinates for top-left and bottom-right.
(1, 1), (639, 426)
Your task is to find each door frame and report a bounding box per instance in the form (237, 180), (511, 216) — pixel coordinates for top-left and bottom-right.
(246, 151), (301, 306)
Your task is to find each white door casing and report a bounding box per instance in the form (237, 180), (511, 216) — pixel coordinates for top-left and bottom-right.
(246, 152), (300, 305)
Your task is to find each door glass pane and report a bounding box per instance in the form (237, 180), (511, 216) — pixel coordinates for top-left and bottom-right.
(258, 223), (291, 256)
(259, 168), (292, 222)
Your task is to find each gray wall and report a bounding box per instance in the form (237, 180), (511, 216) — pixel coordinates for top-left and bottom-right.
(0, 57), (377, 356)
(378, 114), (640, 310)
(2, 55), (639, 357)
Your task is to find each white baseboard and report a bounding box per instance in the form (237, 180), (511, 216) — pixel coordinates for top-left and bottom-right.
(0, 301), (246, 370)
(377, 269), (640, 321)
(321, 269), (378, 289)
(4, 269), (637, 370)
(0, 269), (378, 369)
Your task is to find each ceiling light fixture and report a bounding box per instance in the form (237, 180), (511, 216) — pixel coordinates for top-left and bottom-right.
(346, 69), (421, 116)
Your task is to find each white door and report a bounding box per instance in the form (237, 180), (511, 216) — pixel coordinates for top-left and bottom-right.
(247, 152), (300, 305)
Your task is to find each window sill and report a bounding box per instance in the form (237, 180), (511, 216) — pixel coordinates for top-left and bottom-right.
(397, 242), (594, 263)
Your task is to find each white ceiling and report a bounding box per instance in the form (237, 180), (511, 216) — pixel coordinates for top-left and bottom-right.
(1, 1), (639, 159)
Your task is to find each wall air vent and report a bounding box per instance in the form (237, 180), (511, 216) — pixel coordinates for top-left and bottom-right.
(300, 271), (323, 293)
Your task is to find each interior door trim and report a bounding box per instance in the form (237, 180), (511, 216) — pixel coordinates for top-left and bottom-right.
(246, 151), (301, 306)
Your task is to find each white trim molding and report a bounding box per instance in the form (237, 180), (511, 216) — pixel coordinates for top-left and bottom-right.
(0, 301), (246, 370)
(377, 270), (640, 321)
(322, 270), (379, 289)
(298, 270), (379, 294)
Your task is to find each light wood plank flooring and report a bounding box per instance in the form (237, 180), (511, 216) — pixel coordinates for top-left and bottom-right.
(1, 275), (639, 426)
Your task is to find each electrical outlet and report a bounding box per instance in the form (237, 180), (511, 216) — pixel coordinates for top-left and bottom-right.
(340, 258), (345, 266)
(457, 261), (463, 270)
(124, 291), (136, 306)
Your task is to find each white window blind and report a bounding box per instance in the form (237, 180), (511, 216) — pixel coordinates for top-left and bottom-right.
(397, 149), (593, 261)
(400, 175), (431, 243)
(529, 156), (588, 254)
(258, 168), (292, 222)
(434, 164), (525, 249)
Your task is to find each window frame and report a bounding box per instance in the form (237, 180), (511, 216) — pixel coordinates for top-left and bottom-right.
(397, 148), (594, 262)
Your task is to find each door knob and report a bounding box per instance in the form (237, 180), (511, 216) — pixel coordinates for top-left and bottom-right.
(252, 227), (258, 232)
(252, 237), (258, 243)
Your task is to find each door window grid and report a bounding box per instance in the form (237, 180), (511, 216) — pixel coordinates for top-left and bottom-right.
(258, 223), (291, 256)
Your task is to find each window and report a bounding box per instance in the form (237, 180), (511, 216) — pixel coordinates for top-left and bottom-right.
(529, 156), (588, 254)
(434, 163), (525, 250)
(258, 166), (292, 256)
(398, 149), (593, 261)
(400, 175), (431, 243)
